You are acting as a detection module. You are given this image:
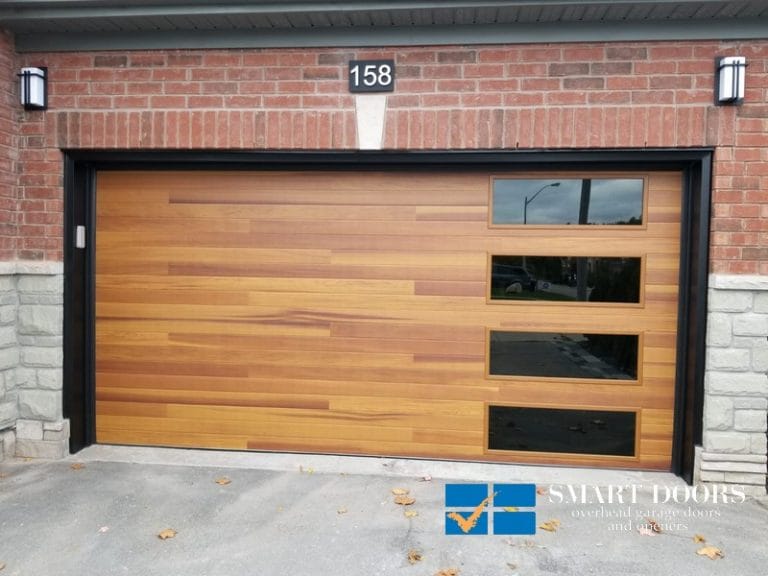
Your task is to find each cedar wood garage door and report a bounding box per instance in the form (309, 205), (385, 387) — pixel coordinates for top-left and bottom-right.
(95, 170), (681, 470)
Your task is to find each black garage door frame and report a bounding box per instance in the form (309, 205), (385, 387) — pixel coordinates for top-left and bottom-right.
(62, 149), (712, 483)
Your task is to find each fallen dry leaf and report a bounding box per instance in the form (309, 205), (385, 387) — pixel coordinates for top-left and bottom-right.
(404, 510), (419, 518)
(646, 518), (662, 533)
(337, 507), (348, 515)
(637, 526), (657, 537)
(299, 465), (314, 474)
(407, 549), (423, 564)
(157, 528), (177, 540)
(536, 486), (548, 495)
(70, 463), (85, 470)
(214, 477), (231, 486)
(434, 569), (459, 576)
(394, 495), (416, 506)
(697, 546), (724, 560)
(693, 534), (706, 543)
(503, 506), (519, 512)
(0, 562), (5, 571)
(538, 519), (561, 532)
(391, 488), (409, 496)
(507, 563), (517, 570)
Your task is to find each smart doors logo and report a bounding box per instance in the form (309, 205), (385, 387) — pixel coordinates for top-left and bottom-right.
(445, 483), (536, 535)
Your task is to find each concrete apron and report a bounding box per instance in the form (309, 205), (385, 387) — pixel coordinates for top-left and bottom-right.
(1, 446), (766, 576)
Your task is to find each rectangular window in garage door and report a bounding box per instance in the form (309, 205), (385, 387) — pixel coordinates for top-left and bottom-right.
(483, 173), (678, 465)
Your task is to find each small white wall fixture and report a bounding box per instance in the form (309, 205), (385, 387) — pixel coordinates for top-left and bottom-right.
(19, 67), (47, 110)
(715, 56), (746, 105)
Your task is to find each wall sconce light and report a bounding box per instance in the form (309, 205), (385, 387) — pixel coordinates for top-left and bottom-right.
(715, 56), (746, 105)
(19, 67), (47, 110)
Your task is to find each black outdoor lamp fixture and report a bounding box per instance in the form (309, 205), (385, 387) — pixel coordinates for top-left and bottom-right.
(19, 67), (47, 110)
(715, 56), (746, 105)
(523, 182), (560, 224)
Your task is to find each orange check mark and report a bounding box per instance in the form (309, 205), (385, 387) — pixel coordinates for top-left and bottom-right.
(447, 492), (496, 534)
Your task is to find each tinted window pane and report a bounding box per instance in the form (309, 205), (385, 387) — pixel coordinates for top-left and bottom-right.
(488, 406), (636, 456)
(492, 178), (643, 225)
(489, 331), (638, 380)
(490, 256), (641, 303)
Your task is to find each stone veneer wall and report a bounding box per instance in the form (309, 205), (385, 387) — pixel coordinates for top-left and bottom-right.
(0, 262), (66, 461)
(702, 275), (768, 495)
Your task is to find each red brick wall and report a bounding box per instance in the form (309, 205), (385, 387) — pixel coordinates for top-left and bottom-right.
(12, 40), (768, 272)
(0, 31), (18, 261)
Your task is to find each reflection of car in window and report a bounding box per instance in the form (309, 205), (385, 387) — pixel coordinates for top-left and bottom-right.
(491, 264), (537, 292)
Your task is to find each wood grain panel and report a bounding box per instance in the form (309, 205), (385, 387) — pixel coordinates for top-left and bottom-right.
(96, 170), (682, 470)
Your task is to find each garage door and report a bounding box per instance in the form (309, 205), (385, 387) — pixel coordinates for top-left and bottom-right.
(95, 170), (681, 470)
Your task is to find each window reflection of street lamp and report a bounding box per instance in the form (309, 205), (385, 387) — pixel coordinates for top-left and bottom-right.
(523, 182), (561, 224)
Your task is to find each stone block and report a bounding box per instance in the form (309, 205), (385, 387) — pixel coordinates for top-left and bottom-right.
(0, 428), (15, 459)
(42, 419), (69, 442)
(15, 366), (36, 389)
(698, 470), (725, 482)
(15, 437), (67, 459)
(700, 460), (766, 473)
(21, 346), (63, 368)
(18, 335), (64, 347)
(0, 325), (16, 348)
(15, 418), (43, 440)
(19, 294), (63, 305)
(0, 304), (15, 325)
(0, 277), (15, 292)
(701, 451), (766, 463)
(706, 371), (768, 396)
(37, 369), (62, 390)
(733, 314), (768, 337)
(733, 397), (768, 409)
(703, 396), (733, 430)
(703, 431), (750, 453)
(734, 410), (767, 432)
(17, 275), (63, 295)
(753, 291), (768, 313)
(0, 347), (19, 371)
(0, 400), (16, 428)
(721, 472), (766, 486)
(18, 389), (60, 420)
(708, 290), (752, 312)
(706, 348), (751, 371)
(18, 305), (62, 336)
(749, 433), (767, 455)
(751, 340), (768, 372)
(706, 313), (732, 347)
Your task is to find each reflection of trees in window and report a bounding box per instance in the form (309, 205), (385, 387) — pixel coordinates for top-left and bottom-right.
(490, 256), (641, 303)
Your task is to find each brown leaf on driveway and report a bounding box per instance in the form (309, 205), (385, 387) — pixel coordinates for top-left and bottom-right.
(538, 519), (561, 532)
(407, 549), (422, 564)
(214, 477), (231, 486)
(70, 463), (85, 470)
(337, 507), (348, 515)
(637, 526), (657, 537)
(394, 495), (416, 506)
(646, 518), (662, 533)
(404, 510), (419, 518)
(697, 546), (724, 560)
(434, 569), (459, 576)
(391, 488), (409, 496)
(157, 528), (177, 540)
(0, 562), (5, 571)
(693, 534), (706, 543)
(536, 487), (548, 495)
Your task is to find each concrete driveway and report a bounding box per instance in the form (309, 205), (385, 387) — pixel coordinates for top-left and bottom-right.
(1, 446), (766, 576)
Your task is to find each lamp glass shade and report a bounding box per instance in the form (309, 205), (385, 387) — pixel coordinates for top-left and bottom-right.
(717, 56), (746, 103)
(20, 67), (46, 109)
